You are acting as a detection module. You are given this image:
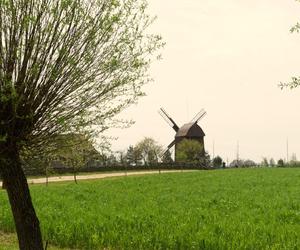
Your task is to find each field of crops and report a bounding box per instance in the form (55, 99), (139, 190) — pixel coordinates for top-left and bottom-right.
(1, 168), (300, 249)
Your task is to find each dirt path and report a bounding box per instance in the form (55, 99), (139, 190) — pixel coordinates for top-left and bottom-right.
(0, 170), (195, 187)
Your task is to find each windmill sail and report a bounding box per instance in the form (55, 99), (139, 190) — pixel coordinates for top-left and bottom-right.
(162, 140), (176, 156)
(167, 140), (176, 150)
(190, 109), (207, 124)
(159, 108), (179, 132)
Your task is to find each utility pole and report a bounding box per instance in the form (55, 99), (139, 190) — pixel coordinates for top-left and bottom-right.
(237, 141), (239, 161)
(212, 140), (215, 159)
(287, 138), (289, 164)
(237, 140), (240, 166)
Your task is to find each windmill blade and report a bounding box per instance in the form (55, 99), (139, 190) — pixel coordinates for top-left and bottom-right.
(158, 108), (179, 132)
(167, 140), (176, 150)
(162, 140), (176, 156)
(190, 109), (207, 124)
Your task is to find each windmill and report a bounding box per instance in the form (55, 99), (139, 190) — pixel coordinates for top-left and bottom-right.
(159, 108), (206, 161)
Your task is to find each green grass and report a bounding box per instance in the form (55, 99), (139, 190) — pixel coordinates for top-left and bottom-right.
(1, 168), (300, 249)
(0, 231), (18, 250)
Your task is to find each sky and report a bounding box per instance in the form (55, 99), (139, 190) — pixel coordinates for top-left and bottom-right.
(107, 0), (300, 163)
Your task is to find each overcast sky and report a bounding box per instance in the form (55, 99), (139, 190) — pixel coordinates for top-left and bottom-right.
(107, 0), (300, 163)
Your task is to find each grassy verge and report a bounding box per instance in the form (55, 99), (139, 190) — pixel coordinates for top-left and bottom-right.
(1, 168), (300, 249)
(0, 231), (18, 250)
(0, 231), (76, 250)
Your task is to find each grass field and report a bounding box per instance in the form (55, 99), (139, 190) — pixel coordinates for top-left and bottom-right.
(1, 168), (300, 249)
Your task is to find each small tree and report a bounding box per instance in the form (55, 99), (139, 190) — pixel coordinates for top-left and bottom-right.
(95, 153), (110, 167)
(229, 159), (243, 168)
(277, 159), (285, 167)
(176, 139), (204, 163)
(243, 159), (257, 168)
(116, 150), (127, 165)
(135, 137), (163, 165)
(107, 154), (118, 166)
(132, 147), (143, 166)
(212, 156), (223, 168)
(126, 146), (135, 165)
(269, 158), (275, 167)
(203, 152), (212, 167)
(261, 157), (269, 167)
(60, 136), (92, 184)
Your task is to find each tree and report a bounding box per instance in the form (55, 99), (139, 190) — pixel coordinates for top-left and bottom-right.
(229, 159), (243, 168)
(94, 153), (110, 167)
(261, 157), (269, 167)
(0, 1), (162, 249)
(280, 23), (300, 89)
(269, 158), (275, 167)
(126, 146), (136, 165)
(107, 153), (118, 166)
(116, 150), (127, 165)
(135, 137), (163, 165)
(58, 134), (96, 184)
(203, 151), (212, 167)
(212, 156), (223, 168)
(289, 153), (300, 167)
(176, 139), (204, 163)
(243, 159), (257, 168)
(277, 159), (285, 167)
(125, 145), (143, 166)
(229, 159), (256, 168)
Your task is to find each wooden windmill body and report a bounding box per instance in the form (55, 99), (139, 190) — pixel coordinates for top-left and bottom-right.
(159, 108), (206, 161)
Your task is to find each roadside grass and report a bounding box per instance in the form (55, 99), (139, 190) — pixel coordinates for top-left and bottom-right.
(0, 231), (18, 250)
(0, 231), (71, 250)
(1, 168), (300, 249)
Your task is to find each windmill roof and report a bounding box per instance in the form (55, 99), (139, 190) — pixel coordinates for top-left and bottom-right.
(175, 123), (205, 138)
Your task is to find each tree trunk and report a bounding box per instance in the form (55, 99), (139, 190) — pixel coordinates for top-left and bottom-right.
(0, 146), (44, 250)
(73, 164), (77, 184)
(45, 161), (48, 187)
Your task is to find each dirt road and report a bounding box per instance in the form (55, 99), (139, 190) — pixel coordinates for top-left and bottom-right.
(0, 170), (194, 187)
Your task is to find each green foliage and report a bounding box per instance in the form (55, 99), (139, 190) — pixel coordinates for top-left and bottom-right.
(230, 159), (257, 168)
(176, 139), (204, 163)
(269, 158), (276, 167)
(287, 154), (300, 167)
(212, 156), (223, 168)
(107, 154), (118, 166)
(288, 153), (300, 167)
(126, 146), (142, 165)
(243, 159), (257, 167)
(21, 134), (99, 171)
(116, 151), (127, 165)
(126, 146), (135, 165)
(280, 16), (300, 89)
(277, 159), (285, 167)
(261, 157), (269, 167)
(1, 169), (300, 249)
(134, 137), (163, 165)
(0, 0), (164, 150)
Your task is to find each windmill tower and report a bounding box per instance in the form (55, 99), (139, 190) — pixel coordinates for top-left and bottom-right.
(159, 108), (206, 161)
